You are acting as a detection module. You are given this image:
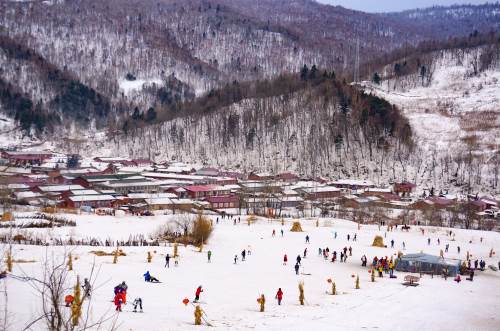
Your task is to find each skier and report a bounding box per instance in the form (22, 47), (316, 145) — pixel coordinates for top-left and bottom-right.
(114, 292), (123, 312)
(347, 234), (350, 241)
(334, 231), (337, 239)
(143, 271), (160, 283)
(445, 244), (449, 253)
(402, 242), (406, 250)
(353, 234), (357, 241)
(361, 255), (367, 267)
(275, 288), (283, 305)
(82, 278), (91, 297)
(349, 246), (352, 256)
(427, 238), (431, 245)
(294, 263), (300, 275)
(437, 238), (440, 245)
(281, 229), (284, 237)
(241, 250), (246, 261)
(305, 235), (310, 243)
(283, 254), (288, 265)
(165, 253), (170, 268)
(207, 250), (212, 263)
(303, 248), (307, 258)
(133, 298), (143, 312)
(194, 286), (203, 303)
(272, 229), (276, 237)
(296, 255), (302, 265)
(118, 281), (128, 304)
(234, 255), (238, 264)
(318, 248), (322, 256)
(391, 239), (394, 248)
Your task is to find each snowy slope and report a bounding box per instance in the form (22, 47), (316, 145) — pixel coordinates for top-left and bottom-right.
(1, 214), (499, 330)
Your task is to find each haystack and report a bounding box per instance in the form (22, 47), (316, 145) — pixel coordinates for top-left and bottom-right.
(372, 235), (385, 247)
(290, 221), (303, 232)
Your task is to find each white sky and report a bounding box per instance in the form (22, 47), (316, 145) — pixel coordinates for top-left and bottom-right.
(316, 0), (491, 13)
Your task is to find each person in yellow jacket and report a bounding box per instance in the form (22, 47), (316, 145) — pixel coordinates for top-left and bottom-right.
(389, 262), (394, 277)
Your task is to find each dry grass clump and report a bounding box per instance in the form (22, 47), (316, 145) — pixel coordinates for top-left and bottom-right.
(90, 250), (126, 257)
(372, 235), (385, 247)
(290, 221), (303, 232)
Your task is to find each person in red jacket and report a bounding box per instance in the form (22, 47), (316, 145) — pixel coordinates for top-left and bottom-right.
(194, 285), (203, 303)
(114, 293), (123, 312)
(283, 254), (288, 265)
(275, 288), (283, 305)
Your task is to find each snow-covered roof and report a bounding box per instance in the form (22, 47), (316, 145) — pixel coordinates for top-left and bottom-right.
(15, 191), (42, 199)
(128, 193), (178, 199)
(332, 179), (374, 187)
(69, 195), (116, 202)
(301, 186), (341, 193)
(38, 185), (85, 192)
(70, 190), (99, 195)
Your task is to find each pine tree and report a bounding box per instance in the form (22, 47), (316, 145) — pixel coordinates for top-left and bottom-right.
(300, 65), (309, 81)
(72, 276), (82, 326)
(309, 65), (317, 79)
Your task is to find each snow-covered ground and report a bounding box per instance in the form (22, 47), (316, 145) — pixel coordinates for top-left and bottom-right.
(1, 213), (499, 330)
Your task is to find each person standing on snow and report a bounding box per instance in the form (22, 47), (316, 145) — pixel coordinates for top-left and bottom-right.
(391, 239), (394, 248)
(275, 288), (283, 305)
(305, 235), (310, 243)
(281, 229), (284, 237)
(303, 248), (307, 258)
(114, 292), (123, 312)
(283, 254), (288, 265)
(194, 286), (203, 303)
(296, 255), (302, 265)
(234, 255), (238, 264)
(241, 250), (246, 261)
(133, 298), (143, 312)
(165, 253), (171, 268)
(207, 250), (212, 263)
(294, 263), (300, 275)
(272, 229), (276, 237)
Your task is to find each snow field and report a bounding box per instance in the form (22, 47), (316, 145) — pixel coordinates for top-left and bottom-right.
(1, 215), (500, 330)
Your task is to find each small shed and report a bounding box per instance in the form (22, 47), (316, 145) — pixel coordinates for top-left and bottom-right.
(396, 253), (461, 276)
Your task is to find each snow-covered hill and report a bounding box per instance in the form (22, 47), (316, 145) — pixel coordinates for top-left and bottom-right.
(362, 45), (500, 193)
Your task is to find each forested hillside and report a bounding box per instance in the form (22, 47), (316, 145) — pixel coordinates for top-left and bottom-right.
(1, 0), (499, 133)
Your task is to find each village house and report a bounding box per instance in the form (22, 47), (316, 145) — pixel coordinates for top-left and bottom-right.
(299, 186), (342, 200)
(394, 182), (417, 197)
(183, 185), (230, 199)
(1, 151), (53, 166)
(204, 195), (239, 209)
(248, 172), (275, 181)
(331, 179), (375, 190)
(276, 172), (299, 183)
(59, 194), (117, 209)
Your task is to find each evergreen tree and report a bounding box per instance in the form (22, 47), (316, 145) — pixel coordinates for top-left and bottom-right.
(146, 107), (157, 122)
(309, 65), (317, 79)
(300, 65), (309, 80)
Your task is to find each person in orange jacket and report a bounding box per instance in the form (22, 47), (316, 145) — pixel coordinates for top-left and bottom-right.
(114, 293), (123, 312)
(64, 294), (74, 307)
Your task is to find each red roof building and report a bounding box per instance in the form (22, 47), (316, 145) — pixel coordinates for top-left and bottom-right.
(205, 195), (239, 209)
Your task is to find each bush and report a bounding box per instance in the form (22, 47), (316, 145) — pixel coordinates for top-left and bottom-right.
(191, 213), (213, 246)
